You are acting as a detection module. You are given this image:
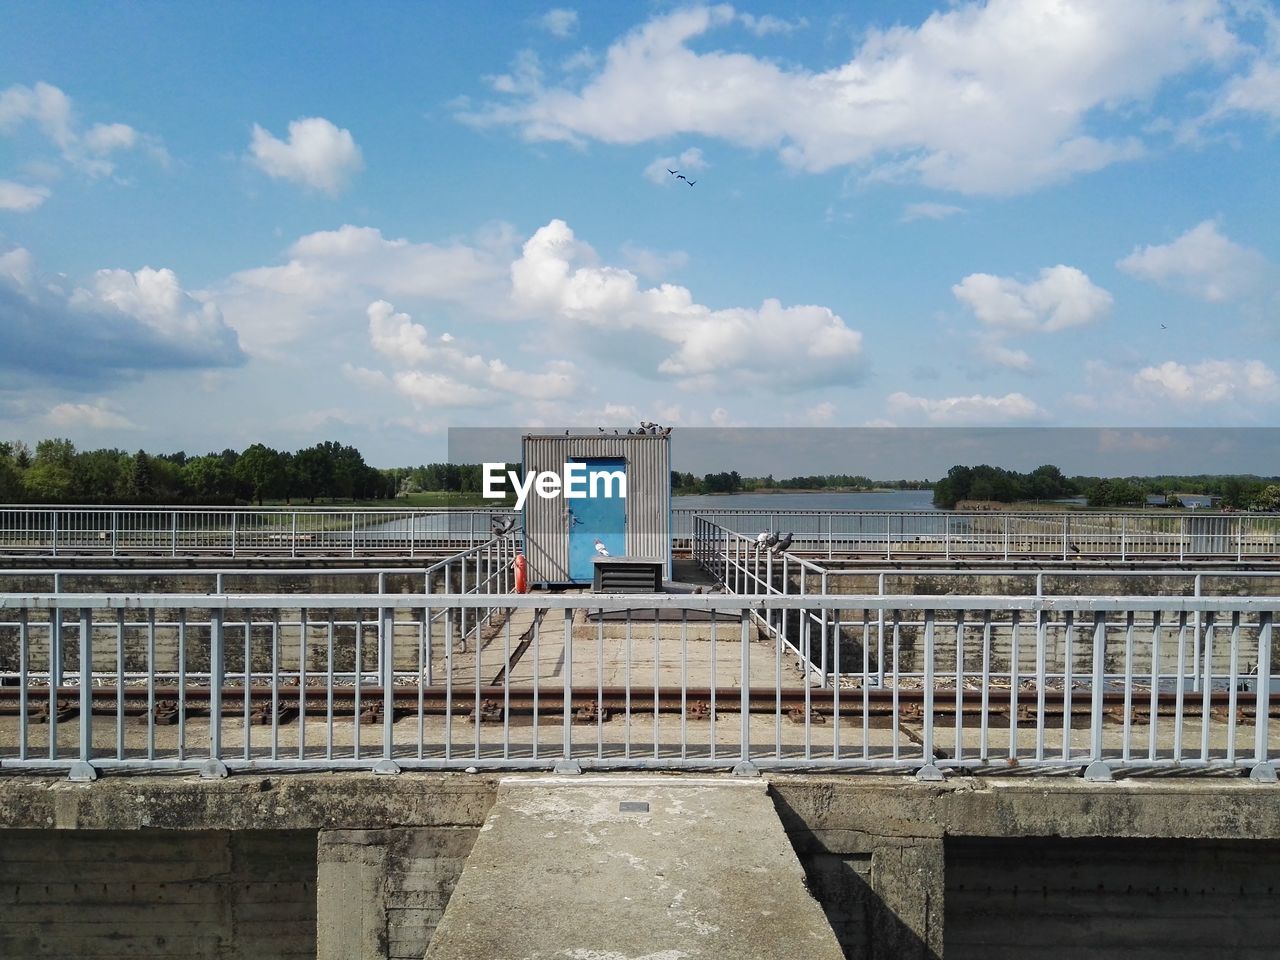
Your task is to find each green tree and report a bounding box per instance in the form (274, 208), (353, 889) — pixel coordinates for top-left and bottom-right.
(122, 450), (157, 502)
(183, 455), (235, 501)
(23, 438), (76, 502)
(1255, 485), (1280, 512)
(233, 443), (286, 505)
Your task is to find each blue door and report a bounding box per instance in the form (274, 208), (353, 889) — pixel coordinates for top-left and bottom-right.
(567, 457), (627, 581)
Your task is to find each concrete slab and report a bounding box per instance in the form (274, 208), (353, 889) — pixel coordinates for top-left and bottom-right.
(424, 776), (845, 960)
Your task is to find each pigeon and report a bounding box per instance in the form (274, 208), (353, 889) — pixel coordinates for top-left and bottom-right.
(490, 516), (516, 537)
(757, 531), (779, 552)
(1069, 541), (1081, 554)
(773, 532), (794, 554)
(594, 539), (609, 557)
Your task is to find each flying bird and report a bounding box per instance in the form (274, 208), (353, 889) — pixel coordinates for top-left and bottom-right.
(1160, 323), (1168, 330)
(667, 168), (678, 175)
(686, 180), (696, 186)
(675, 174), (688, 181)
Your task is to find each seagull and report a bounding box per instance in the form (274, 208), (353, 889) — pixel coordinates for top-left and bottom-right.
(594, 539), (610, 557)
(773, 532), (794, 554)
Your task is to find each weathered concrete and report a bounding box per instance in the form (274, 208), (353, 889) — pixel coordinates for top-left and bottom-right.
(1, 773), (1279, 958)
(425, 776), (845, 960)
(0, 828), (316, 959)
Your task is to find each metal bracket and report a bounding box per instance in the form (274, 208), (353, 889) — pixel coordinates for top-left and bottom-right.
(199, 759), (230, 780)
(67, 761), (98, 783)
(1249, 762), (1277, 783)
(915, 763), (945, 782)
(731, 760), (760, 777)
(1083, 761), (1113, 782)
(372, 759), (402, 776)
(553, 760), (582, 775)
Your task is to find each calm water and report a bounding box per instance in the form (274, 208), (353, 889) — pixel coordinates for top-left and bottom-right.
(672, 490), (937, 512)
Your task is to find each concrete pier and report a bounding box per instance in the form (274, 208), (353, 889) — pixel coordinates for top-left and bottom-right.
(425, 776), (844, 960)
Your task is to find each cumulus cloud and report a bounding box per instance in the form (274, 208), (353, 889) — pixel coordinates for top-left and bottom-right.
(510, 218), (864, 388)
(248, 117), (364, 194)
(738, 13), (806, 37)
(0, 179), (49, 212)
(1131, 359), (1279, 405)
(463, 1), (1238, 194)
(620, 242), (689, 278)
(953, 265), (1112, 333)
(216, 223), (513, 352)
(540, 8), (578, 38)
(644, 146), (707, 185)
(0, 247), (244, 385)
(887, 390), (1046, 424)
(975, 341), (1035, 372)
(46, 401), (136, 430)
(365, 299), (577, 407)
(1117, 220), (1269, 301)
(0, 81), (157, 180)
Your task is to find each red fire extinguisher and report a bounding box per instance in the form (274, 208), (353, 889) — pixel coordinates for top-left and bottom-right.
(514, 553), (528, 594)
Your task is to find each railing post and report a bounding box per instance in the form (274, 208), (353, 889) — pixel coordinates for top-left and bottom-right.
(1090, 611), (1106, 762)
(231, 513), (237, 558)
(944, 515), (951, 560)
(70, 606), (96, 781)
(111, 511), (118, 558)
(562, 608), (574, 762)
(51, 573), (63, 688)
(1003, 515), (1009, 561)
(1179, 515), (1186, 563)
(922, 610), (935, 765)
(1238, 516), (1244, 563)
(351, 512), (356, 558)
(1120, 515), (1127, 562)
(1192, 573), (1202, 692)
(51, 509), (57, 557)
(739, 608), (751, 766)
(291, 513), (298, 559)
(1255, 613), (1273, 772)
(201, 609), (229, 778)
(171, 511), (177, 558)
(819, 571), (829, 688)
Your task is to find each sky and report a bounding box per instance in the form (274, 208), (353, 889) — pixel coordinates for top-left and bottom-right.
(2, 1), (1279, 471)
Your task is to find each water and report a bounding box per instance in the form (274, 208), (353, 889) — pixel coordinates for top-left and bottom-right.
(672, 489), (938, 512)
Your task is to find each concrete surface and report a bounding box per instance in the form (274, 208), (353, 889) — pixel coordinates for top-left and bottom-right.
(425, 776), (845, 960)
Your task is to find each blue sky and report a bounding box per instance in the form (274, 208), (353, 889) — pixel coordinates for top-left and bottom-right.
(2, 1), (1279, 468)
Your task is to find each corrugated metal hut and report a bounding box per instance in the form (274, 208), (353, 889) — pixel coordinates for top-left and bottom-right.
(521, 432), (671, 586)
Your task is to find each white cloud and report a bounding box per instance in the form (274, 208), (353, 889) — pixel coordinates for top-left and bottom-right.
(953, 265), (1112, 333)
(620, 242), (689, 278)
(465, 1), (1238, 194)
(887, 390), (1046, 424)
(366, 299), (578, 407)
(216, 223), (512, 352)
(0, 248), (244, 385)
(509, 218), (863, 388)
(0, 81), (154, 179)
(248, 117), (364, 194)
(1117, 220), (1269, 301)
(644, 146), (707, 185)
(738, 13), (806, 37)
(975, 341), (1035, 372)
(803, 401), (835, 424)
(900, 202), (964, 222)
(46, 400), (135, 430)
(0, 180), (49, 212)
(540, 8), (579, 38)
(1131, 359), (1279, 405)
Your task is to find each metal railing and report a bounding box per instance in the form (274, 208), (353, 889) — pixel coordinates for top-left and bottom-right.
(676, 507), (1280, 561)
(0, 590), (1275, 781)
(0, 506), (520, 559)
(5, 506), (1279, 562)
(694, 516), (1280, 693)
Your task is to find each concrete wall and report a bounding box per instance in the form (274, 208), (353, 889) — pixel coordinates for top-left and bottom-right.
(1, 774), (1279, 959)
(946, 836), (1280, 960)
(0, 774), (492, 960)
(0, 828), (315, 959)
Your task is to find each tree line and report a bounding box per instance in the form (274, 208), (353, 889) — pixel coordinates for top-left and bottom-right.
(669, 471), (929, 495)
(932, 463), (1280, 510)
